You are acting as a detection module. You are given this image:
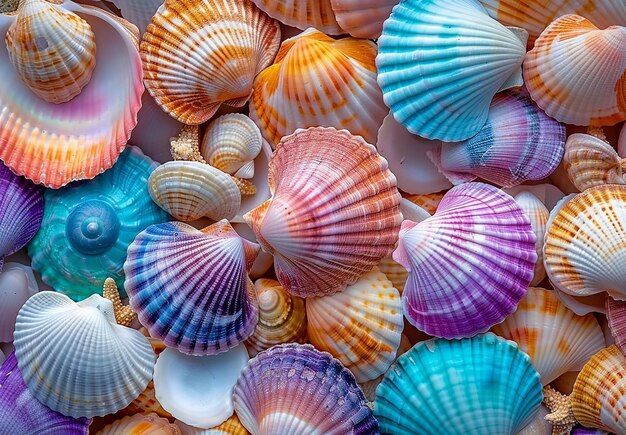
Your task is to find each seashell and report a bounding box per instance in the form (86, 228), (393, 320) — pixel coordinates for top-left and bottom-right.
(513, 191), (549, 286)
(376, 0), (528, 141)
(250, 28), (387, 147)
(524, 15), (626, 127)
(307, 267), (403, 383)
(572, 345), (626, 432)
(0, 0), (143, 188)
(124, 220), (260, 355)
(244, 127), (402, 298)
(373, 333), (543, 434)
(0, 263), (38, 342)
(231, 223), (273, 280)
(148, 161), (241, 222)
(0, 161), (43, 270)
(232, 139), (273, 224)
(563, 132), (626, 191)
(125, 380), (172, 418)
(376, 113), (452, 195)
(544, 184), (626, 302)
(0, 352), (91, 434)
(329, 0), (398, 39)
(28, 147), (169, 301)
(245, 278), (307, 357)
(109, 0), (164, 34)
(571, 429), (609, 435)
(606, 297), (626, 357)
(394, 182), (536, 339)
(141, 0), (281, 125)
(619, 123), (626, 157)
(97, 413), (180, 435)
(516, 404), (551, 435)
(177, 415), (249, 435)
(504, 183), (566, 212)
(250, 0), (342, 35)
(13, 291), (155, 418)
(154, 345), (248, 429)
(491, 287), (605, 385)
(201, 114), (262, 179)
(233, 343), (379, 434)
(402, 191), (446, 215)
(428, 90), (565, 187)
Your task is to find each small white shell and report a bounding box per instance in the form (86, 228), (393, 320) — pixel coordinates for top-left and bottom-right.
(0, 263), (38, 342)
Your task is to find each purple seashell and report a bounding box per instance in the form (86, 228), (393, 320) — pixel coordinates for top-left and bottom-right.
(393, 182), (537, 339)
(233, 343), (379, 435)
(0, 161), (43, 270)
(0, 352), (90, 434)
(572, 428), (609, 435)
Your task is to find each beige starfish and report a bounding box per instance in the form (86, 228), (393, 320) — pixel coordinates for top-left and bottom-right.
(543, 385), (577, 435)
(170, 124), (206, 163)
(102, 278), (135, 327)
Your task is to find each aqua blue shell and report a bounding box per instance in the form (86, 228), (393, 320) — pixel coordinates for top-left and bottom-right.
(373, 333), (542, 434)
(27, 147), (170, 301)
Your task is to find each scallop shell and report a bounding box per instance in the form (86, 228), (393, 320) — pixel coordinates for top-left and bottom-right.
(153, 345), (249, 429)
(233, 343), (379, 434)
(0, 1), (143, 188)
(124, 220), (260, 355)
(28, 147), (169, 301)
(606, 297), (626, 357)
(245, 278), (307, 357)
(504, 183), (567, 212)
(524, 15), (626, 126)
(374, 333), (542, 434)
(243, 127), (402, 298)
(394, 182), (536, 339)
(177, 415), (249, 435)
(109, 0), (163, 33)
(148, 161), (241, 222)
(0, 161), (43, 271)
(125, 380), (172, 418)
(13, 291), (155, 418)
(97, 413), (180, 435)
(306, 267), (403, 383)
(428, 90), (565, 187)
(572, 345), (626, 433)
(513, 191), (549, 286)
(141, 0), (281, 125)
(544, 184), (626, 301)
(376, 0), (528, 141)
(329, 0), (398, 39)
(516, 405), (551, 435)
(250, 0), (342, 34)
(0, 263), (38, 342)
(402, 191), (446, 215)
(250, 28), (387, 147)
(491, 287), (605, 385)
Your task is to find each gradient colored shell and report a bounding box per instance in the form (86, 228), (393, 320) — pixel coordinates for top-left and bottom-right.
(0, 263), (38, 342)
(513, 191), (549, 286)
(141, 0), (280, 125)
(0, 1), (143, 188)
(13, 292), (155, 418)
(250, 28), (387, 147)
(330, 0), (398, 38)
(428, 90), (565, 187)
(124, 220), (259, 355)
(394, 182), (536, 338)
(376, 0), (527, 141)
(27, 147), (169, 301)
(544, 185), (626, 301)
(572, 345), (626, 432)
(177, 415), (249, 435)
(491, 287), (605, 385)
(244, 127), (402, 298)
(250, 0), (341, 34)
(233, 343), (378, 434)
(606, 297), (626, 356)
(97, 413), (180, 435)
(374, 333), (542, 434)
(0, 161), (42, 270)
(524, 15), (626, 126)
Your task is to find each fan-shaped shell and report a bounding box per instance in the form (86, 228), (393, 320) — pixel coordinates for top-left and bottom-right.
(402, 191), (445, 215)
(28, 147), (169, 301)
(125, 220), (260, 355)
(0, 263), (38, 342)
(376, 0), (528, 141)
(109, 0), (163, 34)
(177, 415), (249, 435)
(125, 380), (172, 418)
(374, 333), (542, 434)
(97, 413), (180, 435)
(243, 127), (402, 298)
(13, 291), (155, 418)
(250, 28), (387, 147)
(330, 0), (398, 39)
(141, 0), (280, 125)
(524, 15), (626, 126)
(513, 191), (549, 286)
(148, 161), (241, 222)
(619, 123), (626, 157)
(606, 297), (626, 356)
(394, 182), (536, 339)
(233, 343), (379, 434)
(250, 0), (341, 34)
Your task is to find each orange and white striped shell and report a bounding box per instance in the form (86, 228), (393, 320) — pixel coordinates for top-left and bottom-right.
(96, 413), (181, 434)
(524, 15), (626, 126)
(514, 191), (549, 286)
(141, 0), (281, 125)
(250, 28), (387, 147)
(250, 0), (342, 35)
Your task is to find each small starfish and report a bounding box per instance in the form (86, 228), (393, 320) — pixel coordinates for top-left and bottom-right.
(543, 385), (577, 435)
(170, 125), (206, 163)
(102, 278), (135, 327)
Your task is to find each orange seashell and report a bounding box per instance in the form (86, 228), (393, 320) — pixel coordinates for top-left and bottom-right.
(250, 0), (342, 35)
(96, 413), (180, 434)
(177, 414), (250, 434)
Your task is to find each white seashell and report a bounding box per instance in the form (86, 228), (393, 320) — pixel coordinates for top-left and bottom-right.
(0, 263), (38, 343)
(232, 139), (272, 224)
(513, 192), (549, 286)
(503, 184), (566, 213)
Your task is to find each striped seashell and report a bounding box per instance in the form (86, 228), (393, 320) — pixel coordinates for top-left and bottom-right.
(524, 15), (626, 126)
(330, 0), (398, 39)
(402, 191), (446, 215)
(606, 296), (626, 357)
(97, 413), (180, 434)
(141, 0), (281, 125)
(513, 191), (549, 286)
(124, 380), (172, 418)
(177, 415), (249, 435)
(250, 0), (342, 35)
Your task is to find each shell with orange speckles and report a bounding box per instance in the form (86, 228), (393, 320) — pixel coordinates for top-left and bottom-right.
(141, 0), (281, 125)
(524, 15), (626, 127)
(249, 28), (387, 147)
(96, 413), (181, 434)
(544, 184), (626, 302)
(306, 267), (403, 383)
(251, 0), (342, 35)
(491, 287), (605, 385)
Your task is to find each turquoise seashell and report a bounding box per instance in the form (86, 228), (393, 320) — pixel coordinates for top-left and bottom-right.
(373, 333), (542, 434)
(27, 147), (170, 301)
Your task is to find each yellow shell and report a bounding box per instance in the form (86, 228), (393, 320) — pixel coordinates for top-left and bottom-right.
(96, 413), (180, 434)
